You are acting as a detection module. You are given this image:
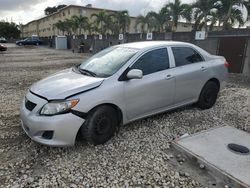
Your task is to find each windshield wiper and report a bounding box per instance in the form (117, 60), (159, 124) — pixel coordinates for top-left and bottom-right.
(78, 68), (97, 77)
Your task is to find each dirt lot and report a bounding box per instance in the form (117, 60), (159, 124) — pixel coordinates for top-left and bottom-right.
(0, 44), (249, 188)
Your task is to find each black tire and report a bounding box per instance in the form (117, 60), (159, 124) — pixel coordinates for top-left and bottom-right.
(197, 81), (219, 109)
(81, 106), (118, 145)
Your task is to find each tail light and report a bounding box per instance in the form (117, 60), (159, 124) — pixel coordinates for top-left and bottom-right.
(224, 61), (229, 68)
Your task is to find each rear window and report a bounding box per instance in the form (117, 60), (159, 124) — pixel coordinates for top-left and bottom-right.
(172, 47), (204, 67)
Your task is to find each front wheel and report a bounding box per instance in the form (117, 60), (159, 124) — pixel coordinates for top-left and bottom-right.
(197, 81), (219, 109)
(81, 106), (118, 145)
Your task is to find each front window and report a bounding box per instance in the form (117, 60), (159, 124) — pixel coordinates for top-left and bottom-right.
(79, 47), (138, 77)
(131, 48), (170, 76)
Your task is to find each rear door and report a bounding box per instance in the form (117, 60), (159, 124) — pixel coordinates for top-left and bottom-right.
(170, 46), (210, 104)
(124, 48), (175, 120)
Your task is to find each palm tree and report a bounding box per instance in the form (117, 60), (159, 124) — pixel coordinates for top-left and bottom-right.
(207, 11), (221, 31)
(146, 8), (171, 32)
(91, 11), (111, 34)
(85, 22), (94, 35)
(219, 0), (248, 29)
(135, 15), (149, 33)
(64, 19), (74, 35)
(192, 0), (218, 32)
(111, 10), (131, 34)
(163, 0), (192, 31)
(71, 15), (89, 35)
(145, 12), (159, 32)
(104, 14), (116, 34)
(54, 20), (67, 35)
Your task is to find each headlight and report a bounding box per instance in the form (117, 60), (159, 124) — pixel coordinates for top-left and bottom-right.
(40, 99), (79, 115)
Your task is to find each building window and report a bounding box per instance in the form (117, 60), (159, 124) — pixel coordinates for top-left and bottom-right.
(79, 9), (85, 15)
(68, 10), (70, 15)
(63, 12), (65, 16)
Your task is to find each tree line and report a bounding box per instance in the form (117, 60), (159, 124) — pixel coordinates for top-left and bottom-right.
(54, 10), (130, 35)
(45, 5), (67, 15)
(54, 0), (250, 35)
(0, 22), (20, 38)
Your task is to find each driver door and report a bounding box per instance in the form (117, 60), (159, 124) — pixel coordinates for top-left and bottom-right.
(123, 48), (175, 120)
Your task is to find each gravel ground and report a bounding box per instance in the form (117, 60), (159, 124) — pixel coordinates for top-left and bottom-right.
(0, 44), (249, 188)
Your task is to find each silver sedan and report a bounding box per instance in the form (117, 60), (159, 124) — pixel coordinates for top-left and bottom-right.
(20, 41), (228, 146)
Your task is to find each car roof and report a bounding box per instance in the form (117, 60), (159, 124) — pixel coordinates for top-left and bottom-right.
(119, 41), (193, 50)
(118, 41), (211, 57)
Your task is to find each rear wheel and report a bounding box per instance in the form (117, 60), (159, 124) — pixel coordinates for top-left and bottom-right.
(81, 106), (118, 145)
(197, 81), (219, 109)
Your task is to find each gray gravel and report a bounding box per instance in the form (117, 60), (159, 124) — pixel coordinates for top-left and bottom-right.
(0, 44), (249, 188)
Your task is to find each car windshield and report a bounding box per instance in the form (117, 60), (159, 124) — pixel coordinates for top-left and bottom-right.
(79, 47), (138, 78)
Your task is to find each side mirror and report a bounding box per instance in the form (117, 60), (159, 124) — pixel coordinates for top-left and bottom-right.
(126, 69), (143, 80)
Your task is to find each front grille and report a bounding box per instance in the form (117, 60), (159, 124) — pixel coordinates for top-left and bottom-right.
(25, 99), (37, 111)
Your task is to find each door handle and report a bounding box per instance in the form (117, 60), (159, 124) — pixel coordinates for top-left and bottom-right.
(165, 74), (174, 80)
(201, 66), (207, 71)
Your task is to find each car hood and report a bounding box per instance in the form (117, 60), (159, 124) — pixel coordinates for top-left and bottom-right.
(30, 68), (104, 100)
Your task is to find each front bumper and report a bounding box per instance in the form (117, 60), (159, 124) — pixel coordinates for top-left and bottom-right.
(20, 91), (85, 147)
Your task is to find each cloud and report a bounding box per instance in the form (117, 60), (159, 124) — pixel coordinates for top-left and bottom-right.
(0, 0), (42, 12)
(0, 0), (195, 24)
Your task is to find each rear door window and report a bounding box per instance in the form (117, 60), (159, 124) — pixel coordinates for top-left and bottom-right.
(172, 47), (204, 67)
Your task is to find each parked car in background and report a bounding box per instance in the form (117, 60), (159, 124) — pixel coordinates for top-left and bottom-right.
(16, 37), (43, 46)
(0, 44), (7, 51)
(20, 41), (228, 147)
(0, 37), (7, 43)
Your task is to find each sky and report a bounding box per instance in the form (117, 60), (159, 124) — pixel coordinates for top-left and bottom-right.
(0, 0), (194, 24)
